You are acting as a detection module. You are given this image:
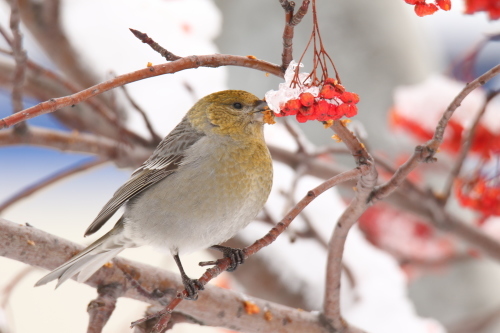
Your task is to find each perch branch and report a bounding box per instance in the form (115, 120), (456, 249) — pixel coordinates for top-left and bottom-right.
(131, 168), (364, 332)
(0, 217), (335, 333)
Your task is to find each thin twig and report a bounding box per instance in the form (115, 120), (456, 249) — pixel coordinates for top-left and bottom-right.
(280, 0), (310, 72)
(129, 29), (181, 61)
(0, 158), (107, 213)
(291, 0), (311, 26)
(0, 54), (282, 129)
(441, 90), (500, 203)
(130, 168), (363, 332)
(0, 126), (152, 168)
(372, 64), (500, 203)
(6, 0), (28, 134)
(119, 84), (162, 144)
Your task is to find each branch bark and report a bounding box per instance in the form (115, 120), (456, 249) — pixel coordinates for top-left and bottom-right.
(0, 217), (330, 333)
(0, 55), (282, 129)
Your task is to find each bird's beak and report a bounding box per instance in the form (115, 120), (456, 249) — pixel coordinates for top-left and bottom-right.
(252, 100), (270, 122)
(254, 100), (269, 112)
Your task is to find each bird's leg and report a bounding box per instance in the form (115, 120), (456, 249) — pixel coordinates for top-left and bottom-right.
(173, 254), (204, 300)
(209, 245), (245, 272)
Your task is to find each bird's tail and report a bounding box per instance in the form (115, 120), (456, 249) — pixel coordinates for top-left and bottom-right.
(35, 220), (132, 288)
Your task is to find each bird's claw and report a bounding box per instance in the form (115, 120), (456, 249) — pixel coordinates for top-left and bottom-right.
(208, 245), (245, 272)
(225, 248), (245, 272)
(182, 276), (204, 300)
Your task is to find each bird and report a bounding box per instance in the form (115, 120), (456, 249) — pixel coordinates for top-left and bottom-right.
(35, 90), (274, 300)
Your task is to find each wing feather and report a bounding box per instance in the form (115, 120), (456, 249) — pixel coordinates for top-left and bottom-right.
(84, 117), (204, 236)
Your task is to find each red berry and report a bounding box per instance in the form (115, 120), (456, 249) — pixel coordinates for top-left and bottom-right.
(299, 105), (314, 116)
(296, 112), (309, 123)
(436, 0), (451, 11)
(339, 92), (360, 104)
(343, 104), (358, 118)
(316, 100), (330, 114)
(299, 92), (315, 107)
(414, 3), (438, 16)
(328, 103), (342, 119)
(324, 77), (338, 85)
(281, 99), (301, 116)
(320, 85), (336, 99)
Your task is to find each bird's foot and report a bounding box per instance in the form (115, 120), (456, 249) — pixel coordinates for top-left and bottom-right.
(208, 245), (245, 272)
(181, 276), (204, 300)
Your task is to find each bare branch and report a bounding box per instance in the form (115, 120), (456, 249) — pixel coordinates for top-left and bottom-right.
(291, 0), (311, 26)
(372, 64), (500, 202)
(0, 126), (152, 168)
(119, 84), (162, 144)
(87, 283), (123, 333)
(0, 54), (282, 129)
(441, 90), (500, 202)
(6, 0), (28, 133)
(280, 0), (310, 72)
(129, 29), (181, 61)
(0, 217), (331, 333)
(0, 158), (107, 213)
(16, 0), (99, 90)
(321, 120), (375, 333)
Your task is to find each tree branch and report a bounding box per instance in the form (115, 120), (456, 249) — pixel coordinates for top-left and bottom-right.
(132, 168), (363, 332)
(321, 120), (375, 333)
(5, 0), (28, 133)
(441, 90), (500, 203)
(87, 283), (123, 333)
(0, 217), (330, 333)
(280, 0), (310, 72)
(372, 64), (500, 202)
(0, 55), (282, 129)
(0, 126), (152, 168)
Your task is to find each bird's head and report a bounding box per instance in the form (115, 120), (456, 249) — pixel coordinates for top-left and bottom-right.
(187, 90), (270, 139)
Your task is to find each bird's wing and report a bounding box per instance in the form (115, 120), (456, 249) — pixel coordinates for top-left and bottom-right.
(84, 117), (204, 236)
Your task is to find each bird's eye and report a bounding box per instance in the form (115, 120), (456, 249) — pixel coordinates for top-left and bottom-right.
(233, 102), (243, 109)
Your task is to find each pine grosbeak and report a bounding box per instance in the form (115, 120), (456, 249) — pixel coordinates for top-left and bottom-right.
(36, 90), (274, 299)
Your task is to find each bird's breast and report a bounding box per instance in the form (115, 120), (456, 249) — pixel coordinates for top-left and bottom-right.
(124, 136), (273, 254)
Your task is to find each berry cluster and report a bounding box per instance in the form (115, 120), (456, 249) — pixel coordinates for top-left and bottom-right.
(404, 0), (451, 16)
(275, 78), (360, 123)
(465, 0), (500, 20)
(455, 176), (500, 222)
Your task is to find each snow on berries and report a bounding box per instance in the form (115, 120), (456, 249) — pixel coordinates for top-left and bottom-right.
(265, 61), (360, 124)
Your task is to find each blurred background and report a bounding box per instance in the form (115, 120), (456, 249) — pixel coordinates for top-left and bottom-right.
(1, 0), (500, 332)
